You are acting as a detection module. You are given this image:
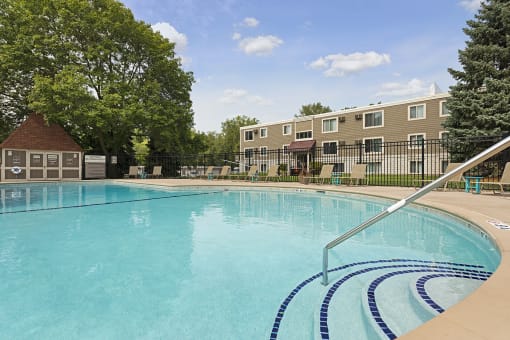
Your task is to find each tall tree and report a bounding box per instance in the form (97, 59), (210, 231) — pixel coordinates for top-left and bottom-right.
(295, 102), (332, 117)
(219, 115), (259, 154)
(0, 0), (194, 156)
(445, 0), (510, 140)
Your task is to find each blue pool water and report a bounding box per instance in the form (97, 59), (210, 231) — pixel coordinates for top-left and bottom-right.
(0, 182), (500, 339)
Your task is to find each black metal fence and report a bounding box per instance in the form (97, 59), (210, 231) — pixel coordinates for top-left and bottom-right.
(98, 135), (510, 187)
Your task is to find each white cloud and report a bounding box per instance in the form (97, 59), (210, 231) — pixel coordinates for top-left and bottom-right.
(219, 88), (271, 105)
(309, 51), (391, 77)
(232, 32), (242, 41)
(151, 22), (188, 53)
(238, 35), (283, 56)
(242, 17), (259, 27)
(459, 0), (482, 12)
(376, 78), (428, 97)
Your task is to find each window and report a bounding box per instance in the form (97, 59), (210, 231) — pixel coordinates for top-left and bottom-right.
(439, 131), (449, 141)
(260, 128), (267, 138)
(408, 133), (425, 148)
(367, 162), (382, 174)
(323, 141), (337, 155)
(260, 164), (267, 173)
(283, 124), (292, 135)
(364, 137), (383, 153)
(409, 104), (426, 120)
(333, 163), (345, 173)
(322, 118), (337, 133)
(295, 131), (312, 140)
(364, 111), (383, 128)
(283, 144), (289, 154)
(440, 101), (449, 116)
(244, 130), (254, 141)
(441, 160), (449, 173)
(260, 146), (267, 156)
(410, 160), (423, 174)
(244, 148), (254, 158)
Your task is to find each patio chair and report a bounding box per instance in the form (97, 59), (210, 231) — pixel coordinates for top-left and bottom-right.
(216, 165), (231, 179)
(261, 164), (280, 182)
(231, 165), (258, 180)
(443, 163), (465, 191)
(480, 162), (510, 193)
(340, 164), (368, 185)
(201, 166), (214, 179)
(305, 164), (334, 184)
(147, 165), (162, 178)
(126, 165), (138, 178)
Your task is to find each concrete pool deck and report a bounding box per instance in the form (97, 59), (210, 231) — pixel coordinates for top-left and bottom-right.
(118, 178), (510, 340)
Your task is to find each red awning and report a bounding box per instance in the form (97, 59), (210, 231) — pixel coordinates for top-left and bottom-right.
(287, 140), (316, 151)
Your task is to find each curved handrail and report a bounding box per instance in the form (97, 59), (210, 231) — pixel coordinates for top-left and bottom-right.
(321, 136), (510, 285)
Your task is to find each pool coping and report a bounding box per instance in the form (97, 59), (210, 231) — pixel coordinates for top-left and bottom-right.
(114, 178), (509, 340)
(2, 178), (508, 339)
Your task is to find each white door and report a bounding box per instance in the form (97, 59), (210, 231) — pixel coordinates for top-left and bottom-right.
(28, 152), (61, 180)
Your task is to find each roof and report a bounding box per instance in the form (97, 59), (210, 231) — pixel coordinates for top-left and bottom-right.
(0, 114), (83, 152)
(288, 140), (316, 151)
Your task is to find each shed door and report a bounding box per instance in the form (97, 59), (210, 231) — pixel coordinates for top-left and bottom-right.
(28, 152), (61, 180)
(29, 153), (44, 180)
(46, 153), (60, 179)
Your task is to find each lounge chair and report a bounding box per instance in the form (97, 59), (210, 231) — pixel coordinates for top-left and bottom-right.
(231, 165), (258, 180)
(342, 164), (368, 185)
(147, 165), (162, 178)
(216, 165), (231, 179)
(202, 166), (214, 179)
(480, 162), (510, 193)
(305, 164), (334, 184)
(261, 164), (280, 182)
(443, 163), (465, 191)
(127, 165), (138, 178)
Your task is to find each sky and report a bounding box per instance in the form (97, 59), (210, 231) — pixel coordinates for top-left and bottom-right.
(119, 0), (483, 132)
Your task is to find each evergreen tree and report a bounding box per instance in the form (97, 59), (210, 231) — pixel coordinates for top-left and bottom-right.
(445, 0), (510, 140)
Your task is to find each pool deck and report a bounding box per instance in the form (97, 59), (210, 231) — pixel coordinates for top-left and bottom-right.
(116, 178), (510, 340)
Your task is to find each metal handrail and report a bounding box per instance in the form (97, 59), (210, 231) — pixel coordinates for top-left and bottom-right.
(321, 136), (510, 285)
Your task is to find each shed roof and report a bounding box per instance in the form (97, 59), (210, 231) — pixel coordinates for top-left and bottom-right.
(0, 114), (82, 152)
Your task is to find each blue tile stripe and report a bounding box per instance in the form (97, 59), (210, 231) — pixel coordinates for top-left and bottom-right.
(269, 259), (487, 340)
(366, 268), (491, 339)
(415, 272), (490, 313)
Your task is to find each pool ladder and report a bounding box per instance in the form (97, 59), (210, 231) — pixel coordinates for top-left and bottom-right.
(321, 136), (510, 285)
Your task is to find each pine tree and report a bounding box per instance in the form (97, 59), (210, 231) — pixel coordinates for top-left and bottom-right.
(445, 0), (510, 139)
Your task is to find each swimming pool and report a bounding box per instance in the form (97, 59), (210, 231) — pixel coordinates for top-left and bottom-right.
(0, 182), (499, 339)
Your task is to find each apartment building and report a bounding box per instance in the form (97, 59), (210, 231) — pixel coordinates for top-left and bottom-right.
(239, 93), (451, 175)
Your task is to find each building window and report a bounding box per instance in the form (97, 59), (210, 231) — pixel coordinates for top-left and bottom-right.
(260, 163), (267, 173)
(296, 131), (312, 140)
(244, 148), (254, 158)
(244, 130), (254, 141)
(283, 124), (292, 135)
(441, 160), (449, 173)
(260, 146), (267, 156)
(408, 104), (426, 120)
(322, 118), (337, 133)
(439, 131), (449, 141)
(333, 163), (345, 173)
(410, 160), (423, 174)
(260, 128), (268, 138)
(364, 137), (383, 153)
(364, 111), (383, 128)
(408, 133), (425, 148)
(323, 141), (337, 155)
(367, 162), (382, 174)
(283, 144), (289, 154)
(440, 101), (449, 117)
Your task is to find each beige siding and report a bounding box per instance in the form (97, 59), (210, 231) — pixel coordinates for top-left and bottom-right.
(240, 94), (450, 152)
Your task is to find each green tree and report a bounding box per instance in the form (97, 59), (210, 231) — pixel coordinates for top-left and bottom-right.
(219, 115), (259, 154)
(295, 102), (332, 117)
(0, 0), (194, 156)
(445, 0), (510, 140)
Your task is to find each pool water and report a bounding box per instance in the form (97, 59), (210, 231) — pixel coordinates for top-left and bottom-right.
(0, 182), (499, 339)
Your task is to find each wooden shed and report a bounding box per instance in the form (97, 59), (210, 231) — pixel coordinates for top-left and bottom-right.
(0, 114), (83, 181)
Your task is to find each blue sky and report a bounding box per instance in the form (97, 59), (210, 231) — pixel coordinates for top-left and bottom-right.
(119, 0), (482, 132)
